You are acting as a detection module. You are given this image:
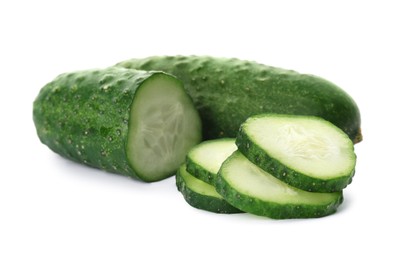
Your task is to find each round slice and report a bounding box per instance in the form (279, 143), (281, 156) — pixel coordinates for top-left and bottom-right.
(176, 164), (242, 214)
(186, 138), (237, 185)
(236, 114), (356, 192)
(216, 151), (343, 219)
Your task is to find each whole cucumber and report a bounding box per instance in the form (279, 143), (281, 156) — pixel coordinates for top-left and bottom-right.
(117, 56), (362, 143)
(33, 67), (202, 182)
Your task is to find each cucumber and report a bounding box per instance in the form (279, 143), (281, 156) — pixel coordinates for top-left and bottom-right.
(186, 138), (237, 185)
(116, 56), (362, 143)
(216, 151), (343, 219)
(176, 164), (242, 214)
(236, 114), (356, 192)
(33, 67), (202, 182)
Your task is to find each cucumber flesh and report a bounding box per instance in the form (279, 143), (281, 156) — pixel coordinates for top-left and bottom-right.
(176, 164), (242, 214)
(236, 114), (356, 192)
(128, 75), (202, 181)
(186, 138), (237, 185)
(216, 151), (343, 219)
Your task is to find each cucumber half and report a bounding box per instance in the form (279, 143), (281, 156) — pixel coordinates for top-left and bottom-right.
(236, 114), (356, 192)
(176, 164), (242, 214)
(186, 138), (237, 185)
(216, 151), (343, 219)
(33, 67), (202, 182)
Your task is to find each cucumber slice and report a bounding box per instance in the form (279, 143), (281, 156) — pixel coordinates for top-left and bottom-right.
(176, 164), (242, 214)
(33, 67), (202, 182)
(236, 114), (356, 192)
(186, 138), (237, 185)
(216, 151), (343, 219)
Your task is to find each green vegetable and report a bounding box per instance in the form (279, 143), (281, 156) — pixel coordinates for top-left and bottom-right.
(116, 56), (362, 143)
(186, 138), (237, 185)
(176, 164), (242, 214)
(216, 151), (344, 219)
(236, 114), (356, 192)
(33, 67), (202, 182)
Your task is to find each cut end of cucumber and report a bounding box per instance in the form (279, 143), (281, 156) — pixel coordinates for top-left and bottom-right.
(128, 73), (202, 181)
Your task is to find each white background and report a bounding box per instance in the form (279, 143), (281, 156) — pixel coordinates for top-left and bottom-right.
(1, 0), (395, 259)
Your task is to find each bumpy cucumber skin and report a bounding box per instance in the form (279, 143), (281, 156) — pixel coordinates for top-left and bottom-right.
(176, 165), (242, 214)
(215, 153), (344, 219)
(236, 114), (356, 192)
(117, 56), (362, 143)
(33, 67), (180, 181)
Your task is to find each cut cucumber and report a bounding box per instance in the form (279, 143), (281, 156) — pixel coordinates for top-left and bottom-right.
(186, 138), (237, 185)
(128, 73), (202, 181)
(236, 114), (356, 192)
(176, 164), (242, 214)
(216, 151), (343, 219)
(117, 56), (362, 144)
(33, 67), (202, 182)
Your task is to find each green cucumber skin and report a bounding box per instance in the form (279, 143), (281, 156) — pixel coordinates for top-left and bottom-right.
(34, 67), (170, 180)
(185, 158), (217, 185)
(117, 56), (362, 143)
(176, 167), (242, 214)
(236, 116), (355, 193)
(216, 173), (343, 219)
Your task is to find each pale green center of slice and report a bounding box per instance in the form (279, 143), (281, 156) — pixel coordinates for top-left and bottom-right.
(277, 124), (338, 160)
(189, 139), (237, 175)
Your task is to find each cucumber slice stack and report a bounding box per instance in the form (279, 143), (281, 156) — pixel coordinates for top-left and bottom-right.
(176, 139), (241, 214)
(176, 164), (241, 214)
(176, 114), (356, 219)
